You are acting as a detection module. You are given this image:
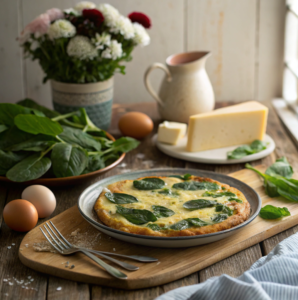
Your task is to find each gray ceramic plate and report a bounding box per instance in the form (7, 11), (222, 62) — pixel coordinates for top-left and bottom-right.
(78, 168), (261, 248)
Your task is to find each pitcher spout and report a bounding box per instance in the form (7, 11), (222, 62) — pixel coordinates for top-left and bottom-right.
(166, 51), (211, 70)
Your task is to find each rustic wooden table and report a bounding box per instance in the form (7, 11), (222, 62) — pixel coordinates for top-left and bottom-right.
(1, 101), (298, 300)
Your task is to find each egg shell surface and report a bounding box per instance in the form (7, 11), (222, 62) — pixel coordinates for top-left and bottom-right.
(22, 185), (56, 218)
(118, 112), (154, 139)
(3, 199), (38, 232)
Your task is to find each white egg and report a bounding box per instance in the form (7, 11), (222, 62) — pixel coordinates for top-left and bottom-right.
(22, 185), (56, 218)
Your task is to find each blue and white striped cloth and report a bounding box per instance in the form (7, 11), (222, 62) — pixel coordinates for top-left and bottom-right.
(155, 233), (298, 300)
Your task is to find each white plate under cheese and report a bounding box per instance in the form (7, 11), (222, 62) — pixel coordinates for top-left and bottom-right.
(153, 134), (275, 164)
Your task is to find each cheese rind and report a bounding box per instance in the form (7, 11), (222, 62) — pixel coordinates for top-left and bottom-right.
(157, 121), (187, 145)
(187, 101), (268, 152)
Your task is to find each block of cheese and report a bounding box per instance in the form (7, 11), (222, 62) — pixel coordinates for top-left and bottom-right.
(187, 101), (268, 152)
(157, 121), (187, 145)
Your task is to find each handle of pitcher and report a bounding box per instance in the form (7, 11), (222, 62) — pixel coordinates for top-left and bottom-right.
(144, 63), (172, 107)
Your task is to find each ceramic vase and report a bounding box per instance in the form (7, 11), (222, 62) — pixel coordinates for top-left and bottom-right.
(144, 51), (215, 123)
(51, 77), (114, 130)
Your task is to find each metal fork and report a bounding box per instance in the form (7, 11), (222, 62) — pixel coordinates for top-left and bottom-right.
(43, 222), (138, 271)
(49, 221), (158, 263)
(40, 224), (128, 279)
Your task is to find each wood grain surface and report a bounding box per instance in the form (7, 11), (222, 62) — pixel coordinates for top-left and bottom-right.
(1, 101), (298, 299)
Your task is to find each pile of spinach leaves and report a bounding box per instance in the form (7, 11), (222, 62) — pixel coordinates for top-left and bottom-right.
(0, 100), (140, 182)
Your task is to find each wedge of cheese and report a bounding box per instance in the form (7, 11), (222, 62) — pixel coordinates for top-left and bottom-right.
(157, 121), (187, 145)
(187, 101), (268, 152)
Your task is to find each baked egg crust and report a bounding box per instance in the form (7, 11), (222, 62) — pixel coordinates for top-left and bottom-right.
(94, 176), (250, 237)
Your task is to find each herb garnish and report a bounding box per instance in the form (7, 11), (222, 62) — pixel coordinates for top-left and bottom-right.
(116, 205), (157, 225)
(259, 205), (290, 219)
(173, 181), (219, 191)
(133, 178), (165, 190)
(105, 192), (138, 204)
(152, 205), (175, 218)
(228, 140), (267, 159)
(183, 199), (219, 210)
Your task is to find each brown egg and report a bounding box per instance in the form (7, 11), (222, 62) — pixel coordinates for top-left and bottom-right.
(3, 199), (38, 232)
(118, 112), (154, 139)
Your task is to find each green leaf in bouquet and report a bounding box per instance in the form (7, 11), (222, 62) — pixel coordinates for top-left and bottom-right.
(0, 124), (8, 133)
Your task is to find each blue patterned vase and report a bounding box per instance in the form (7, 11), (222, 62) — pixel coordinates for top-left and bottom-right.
(51, 78), (113, 130)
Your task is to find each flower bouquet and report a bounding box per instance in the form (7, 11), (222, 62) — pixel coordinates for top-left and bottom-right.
(18, 2), (151, 129)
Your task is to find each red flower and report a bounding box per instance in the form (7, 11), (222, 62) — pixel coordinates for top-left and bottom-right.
(82, 9), (104, 27)
(128, 12), (151, 29)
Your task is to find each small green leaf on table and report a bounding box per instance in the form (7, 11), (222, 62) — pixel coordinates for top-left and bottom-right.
(259, 205), (290, 219)
(228, 140), (267, 159)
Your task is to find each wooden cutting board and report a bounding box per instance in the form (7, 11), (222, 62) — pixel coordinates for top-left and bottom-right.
(19, 166), (298, 290)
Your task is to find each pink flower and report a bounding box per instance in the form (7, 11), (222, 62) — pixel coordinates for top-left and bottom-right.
(46, 8), (64, 22)
(18, 13), (50, 44)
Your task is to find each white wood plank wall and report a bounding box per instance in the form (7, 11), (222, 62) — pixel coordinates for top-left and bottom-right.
(0, 0), (286, 108)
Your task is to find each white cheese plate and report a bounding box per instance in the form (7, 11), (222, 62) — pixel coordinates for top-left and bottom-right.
(153, 134), (275, 164)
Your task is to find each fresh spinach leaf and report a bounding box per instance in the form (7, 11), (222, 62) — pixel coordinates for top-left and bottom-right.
(0, 150), (29, 175)
(17, 98), (60, 118)
(59, 126), (101, 151)
(51, 143), (88, 177)
(105, 192), (138, 204)
(110, 137), (140, 153)
(0, 126), (34, 150)
(173, 181), (219, 191)
(169, 218), (209, 230)
(259, 205), (291, 219)
(133, 178), (165, 190)
(15, 114), (63, 136)
(0, 103), (31, 126)
(228, 198), (243, 203)
(246, 163), (298, 202)
(183, 199), (219, 210)
(265, 157), (293, 178)
(7, 135), (56, 152)
(202, 191), (236, 198)
(6, 153), (51, 182)
(0, 124), (8, 133)
(102, 153), (120, 165)
(116, 205), (157, 225)
(215, 205), (233, 216)
(82, 154), (105, 174)
(158, 188), (180, 197)
(169, 220), (189, 230)
(228, 140), (267, 159)
(212, 214), (229, 223)
(152, 205), (175, 218)
(168, 174), (192, 180)
(147, 223), (161, 231)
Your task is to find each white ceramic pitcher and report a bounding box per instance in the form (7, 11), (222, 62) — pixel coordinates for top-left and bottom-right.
(144, 51), (215, 123)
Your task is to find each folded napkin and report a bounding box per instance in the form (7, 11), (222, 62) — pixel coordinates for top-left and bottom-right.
(155, 232), (298, 300)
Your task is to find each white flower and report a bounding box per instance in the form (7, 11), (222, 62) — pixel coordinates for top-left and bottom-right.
(67, 36), (98, 60)
(48, 20), (76, 40)
(98, 4), (120, 28)
(101, 40), (122, 60)
(92, 32), (111, 49)
(64, 8), (80, 16)
(74, 1), (96, 12)
(110, 16), (135, 40)
(133, 23), (150, 46)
